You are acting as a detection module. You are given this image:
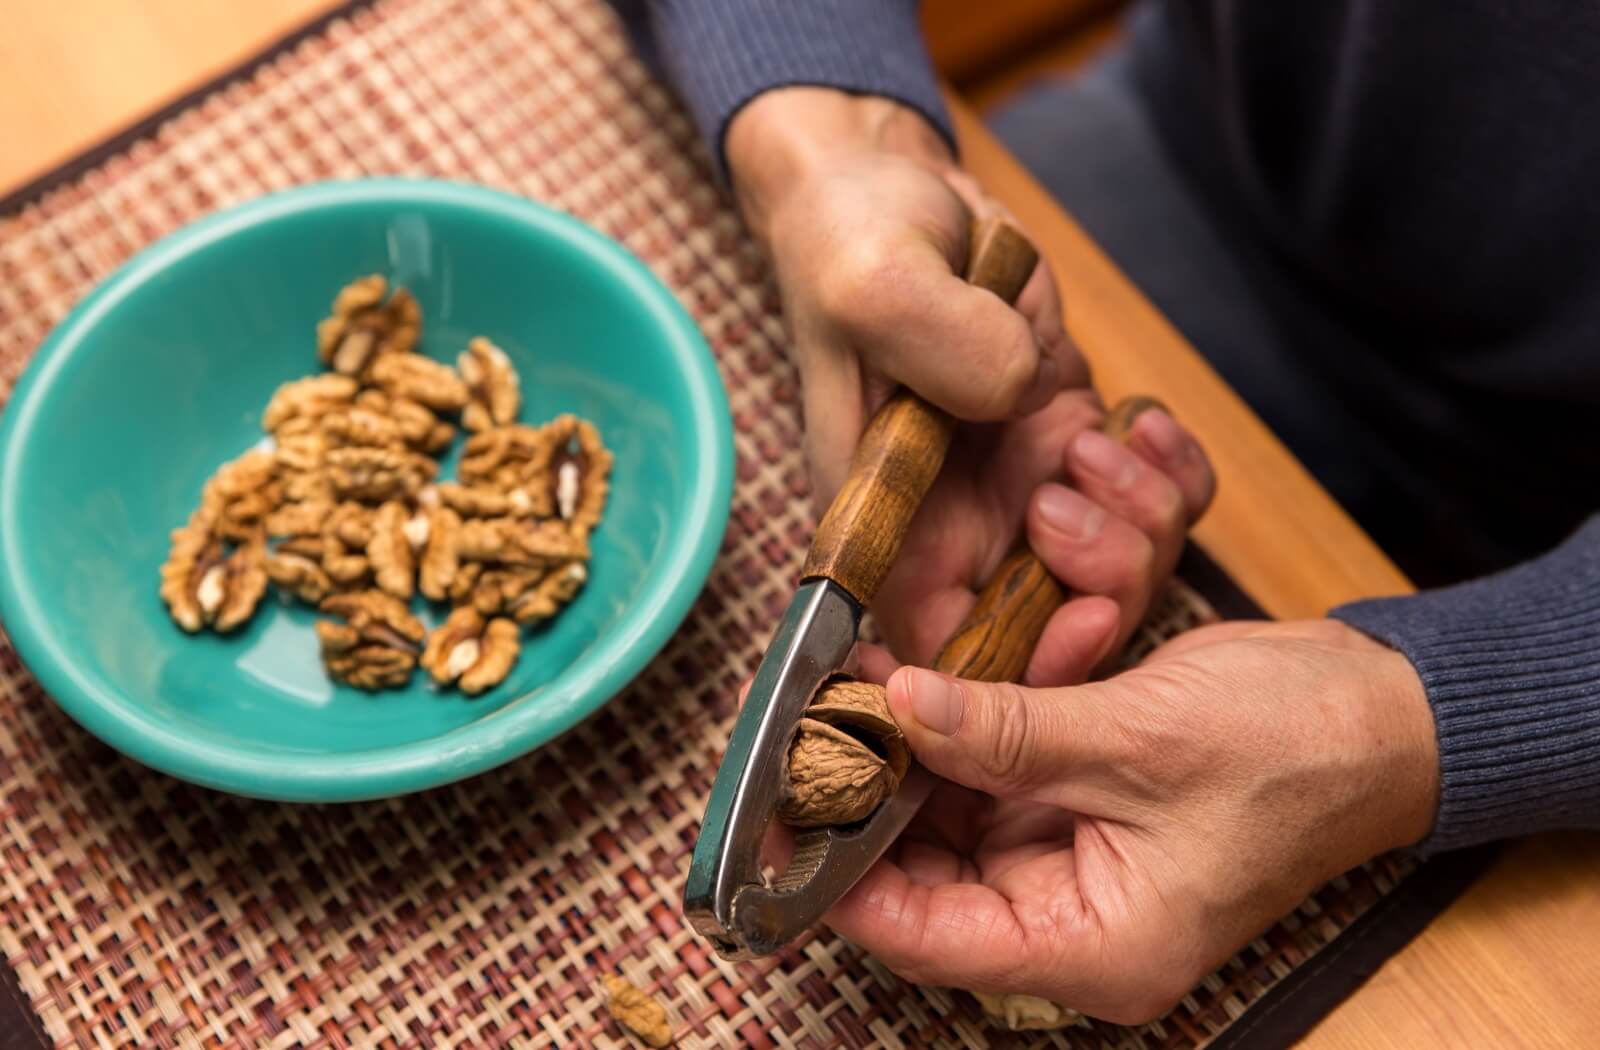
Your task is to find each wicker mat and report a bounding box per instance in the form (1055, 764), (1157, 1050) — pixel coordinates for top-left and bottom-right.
(0, 1), (1488, 1046)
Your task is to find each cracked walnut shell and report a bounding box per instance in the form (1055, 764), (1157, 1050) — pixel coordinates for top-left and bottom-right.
(458, 337), (521, 433)
(420, 607), (519, 695)
(316, 590), (425, 690)
(779, 680), (910, 827)
(316, 275), (421, 376)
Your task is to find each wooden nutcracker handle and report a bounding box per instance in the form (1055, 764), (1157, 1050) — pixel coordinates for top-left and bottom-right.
(933, 394), (1166, 681)
(801, 219), (1040, 603)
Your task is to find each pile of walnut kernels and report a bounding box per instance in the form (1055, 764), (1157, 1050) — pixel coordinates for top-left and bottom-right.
(158, 275), (612, 695)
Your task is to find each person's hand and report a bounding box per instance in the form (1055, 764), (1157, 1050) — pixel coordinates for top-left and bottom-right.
(726, 88), (1213, 660)
(825, 619), (1441, 1023)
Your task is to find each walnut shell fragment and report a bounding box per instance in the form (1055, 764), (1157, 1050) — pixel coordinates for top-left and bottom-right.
(316, 275), (421, 376)
(779, 680), (909, 828)
(600, 973), (673, 1049)
(458, 337), (520, 433)
(971, 992), (1084, 1032)
(316, 590), (425, 690)
(420, 607), (520, 694)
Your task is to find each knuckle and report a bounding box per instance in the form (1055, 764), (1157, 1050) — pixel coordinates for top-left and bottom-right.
(981, 683), (1039, 790)
(970, 323), (1040, 419)
(817, 240), (901, 330)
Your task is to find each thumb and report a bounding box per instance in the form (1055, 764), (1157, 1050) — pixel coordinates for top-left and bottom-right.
(886, 667), (1100, 801)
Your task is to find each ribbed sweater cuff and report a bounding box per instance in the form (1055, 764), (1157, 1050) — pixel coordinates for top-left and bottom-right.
(1332, 516), (1600, 856)
(643, 0), (954, 181)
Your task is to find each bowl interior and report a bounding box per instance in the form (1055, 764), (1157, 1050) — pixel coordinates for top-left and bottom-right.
(0, 181), (729, 798)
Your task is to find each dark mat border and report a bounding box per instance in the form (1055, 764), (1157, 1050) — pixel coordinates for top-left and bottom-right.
(0, 5), (1490, 1041)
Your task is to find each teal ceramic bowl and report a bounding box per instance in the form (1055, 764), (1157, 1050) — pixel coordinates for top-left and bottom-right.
(0, 179), (732, 801)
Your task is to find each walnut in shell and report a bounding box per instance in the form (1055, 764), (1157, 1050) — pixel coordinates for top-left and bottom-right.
(159, 512), (269, 633)
(600, 974), (673, 1049)
(367, 353), (469, 413)
(315, 590), (425, 690)
(458, 337), (521, 433)
(316, 275), (421, 376)
(420, 607), (520, 695)
(779, 680), (909, 827)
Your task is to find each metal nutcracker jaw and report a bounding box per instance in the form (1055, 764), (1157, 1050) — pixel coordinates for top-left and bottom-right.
(684, 579), (934, 960)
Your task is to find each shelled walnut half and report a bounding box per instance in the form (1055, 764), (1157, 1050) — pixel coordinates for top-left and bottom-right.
(316, 275), (421, 376)
(420, 607), (519, 694)
(458, 337), (520, 433)
(779, 679), (909, 827)
(160, 509), (269, 633)
(971, 992), (1084, 1032)
(315, 590), (426, 690)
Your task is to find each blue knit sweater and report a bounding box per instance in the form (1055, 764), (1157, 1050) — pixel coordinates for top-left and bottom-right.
(610, 0), (1600, 856)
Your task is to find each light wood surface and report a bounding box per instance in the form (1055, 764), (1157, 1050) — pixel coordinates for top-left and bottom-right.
(0, 4), (1595, 1047)
(0, 0), (337, 194)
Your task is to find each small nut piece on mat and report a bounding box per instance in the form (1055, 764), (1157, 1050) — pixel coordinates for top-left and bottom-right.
(367, 353), (469, 413)
(600, 973), (673, 1048)
(160, 516), (268, 633)
(971, 992), (1084, 1031)
(458, 337), (520, 432)
(316, 275), (421, 376)
(420, 607), (519, 694)
(779, 679), (909, 827)
(315, 590), (425, 690)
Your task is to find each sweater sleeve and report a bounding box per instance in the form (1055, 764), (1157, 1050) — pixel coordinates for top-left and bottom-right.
(1331, 515), (1600, 856)
(606, 0), (953, 180)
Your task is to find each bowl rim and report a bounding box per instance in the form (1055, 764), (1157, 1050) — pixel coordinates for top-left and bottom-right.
(0, 177), (734, 802)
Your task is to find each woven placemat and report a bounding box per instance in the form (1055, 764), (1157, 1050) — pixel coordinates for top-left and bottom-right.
(0, 1), (1482, 1046)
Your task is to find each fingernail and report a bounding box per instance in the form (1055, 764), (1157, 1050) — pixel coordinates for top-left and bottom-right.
(1134, 409), (1190, 469)
(909, 670), (964, 736)
(1035, 483), (1105, 541)
(1073, 429), (1141, 491)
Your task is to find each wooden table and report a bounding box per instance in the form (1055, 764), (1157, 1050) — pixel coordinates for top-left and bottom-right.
(1, 3), (1595, 1046)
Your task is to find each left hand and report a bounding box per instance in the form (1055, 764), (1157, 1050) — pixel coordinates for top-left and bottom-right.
(874, 388), (1215, 677)
(824, 619), (1441, 1023)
